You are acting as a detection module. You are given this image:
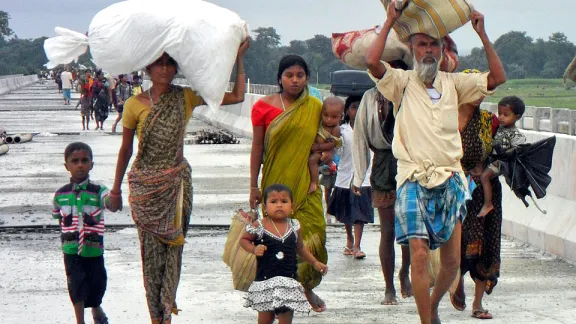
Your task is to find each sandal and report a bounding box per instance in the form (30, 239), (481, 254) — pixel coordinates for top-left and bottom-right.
(93, 315), (109, 324)
(471, 309), (493, 320)
(354, 250), (366, 259)
(343, 247), (354, 256)
(450, 292), (466, 311)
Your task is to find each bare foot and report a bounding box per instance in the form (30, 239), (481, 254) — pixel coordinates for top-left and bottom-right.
(399, 272), (413, 298)
(381, 291), (398, 305)
(478, 203), (494, 217)
(305, 290), (326, 312)
(431, 306), (441, 324)
(308, 182), (318, 194)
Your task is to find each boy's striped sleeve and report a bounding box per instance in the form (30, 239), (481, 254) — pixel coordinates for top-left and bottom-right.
(52, 195), (61, 220)
(100, 185), (110, 210)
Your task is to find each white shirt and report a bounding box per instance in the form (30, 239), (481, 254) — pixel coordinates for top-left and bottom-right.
(352, 87), (390, 188)
(60, 71), (72, 89)
(335, 123), (372, 188)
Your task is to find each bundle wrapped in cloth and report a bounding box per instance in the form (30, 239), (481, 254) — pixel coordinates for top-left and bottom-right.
(332, 26), (412, 70)
(380, 0), (474, 41)
(43, 0), (248, 112)
(332, 26), (459, 72)
(564, 55), (576, 85)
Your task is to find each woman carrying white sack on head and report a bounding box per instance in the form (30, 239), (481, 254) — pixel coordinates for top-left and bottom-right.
(106, 45), (248, 324)
(43, 1), (250, 323)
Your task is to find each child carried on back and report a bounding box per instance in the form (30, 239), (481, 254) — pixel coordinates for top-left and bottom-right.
(308, 97), (345, 193)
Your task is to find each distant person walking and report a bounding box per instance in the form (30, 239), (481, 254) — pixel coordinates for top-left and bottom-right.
(55, 69), (63, 93)
(112, 74), (132, 133)
(61, 66), (73, 105)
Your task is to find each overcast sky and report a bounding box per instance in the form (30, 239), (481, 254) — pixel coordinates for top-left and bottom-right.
(3, 0), (576, 55)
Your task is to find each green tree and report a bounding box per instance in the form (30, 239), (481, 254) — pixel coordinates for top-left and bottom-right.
(252, 27), (281, 49)
(287, 40), (307, 56)
(540, 32), (576, 78)
(0, 11), (13, 38)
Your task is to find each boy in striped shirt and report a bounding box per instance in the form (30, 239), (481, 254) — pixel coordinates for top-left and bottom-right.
(52, 142), (112, 324)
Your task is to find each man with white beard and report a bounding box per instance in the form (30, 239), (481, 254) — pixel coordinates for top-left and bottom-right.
(365, 2), (506, 324)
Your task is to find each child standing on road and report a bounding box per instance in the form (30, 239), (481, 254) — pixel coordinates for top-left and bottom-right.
(240, 184), (328, 324)
(478, 96), (526, 216)
(52, 142), (113, 324)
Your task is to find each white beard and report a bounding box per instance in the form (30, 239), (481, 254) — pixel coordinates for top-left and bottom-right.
(413, 54), (440, 84)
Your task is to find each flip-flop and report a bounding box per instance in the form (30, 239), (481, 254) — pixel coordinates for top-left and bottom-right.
(472, 309), (493, 320)
(343, 247), (354, 256)
(450, 292), (466, 311)
(354, 250), (366, 259)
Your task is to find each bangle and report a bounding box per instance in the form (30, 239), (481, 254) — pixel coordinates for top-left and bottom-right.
(110, 190), (122, 196)
(252, 245), (257, 254)
(250, 187), (259, 190)
(237, 73), (245, 76)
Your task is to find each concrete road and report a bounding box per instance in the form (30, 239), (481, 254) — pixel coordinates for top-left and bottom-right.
(1, 82), (248, 227)
(1, 228), (576, 323)
(2, 82), (576, 323)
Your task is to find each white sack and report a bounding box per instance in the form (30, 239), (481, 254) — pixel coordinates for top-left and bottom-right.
(43, 0), (248, 112)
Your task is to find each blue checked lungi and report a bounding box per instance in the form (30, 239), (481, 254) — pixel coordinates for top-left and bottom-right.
(395, 173), (472, 250)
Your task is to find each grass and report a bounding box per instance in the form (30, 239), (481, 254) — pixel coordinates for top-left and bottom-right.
(476, 79), (576, 109)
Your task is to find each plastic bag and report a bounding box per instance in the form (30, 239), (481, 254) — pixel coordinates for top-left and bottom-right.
(43, 0), (247, 112)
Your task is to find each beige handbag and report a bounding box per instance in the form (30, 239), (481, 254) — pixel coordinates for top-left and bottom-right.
(428, 248), (461, 291)
(332, 26), (413, 70)
(381, 0), (474, 41)
(222, 208), (258, 291)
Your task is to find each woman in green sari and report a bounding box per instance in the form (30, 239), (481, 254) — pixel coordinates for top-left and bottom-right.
(249, 55), (329, 312)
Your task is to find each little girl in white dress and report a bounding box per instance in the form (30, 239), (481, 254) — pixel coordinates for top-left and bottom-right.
(240, 184), (328, 324)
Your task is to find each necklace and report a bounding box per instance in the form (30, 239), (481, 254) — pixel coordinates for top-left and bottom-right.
(147, 89), (154, 107)
(269, 218), (288, 260)
(269, 218), (288, 243)
(279, 93), (286, 111)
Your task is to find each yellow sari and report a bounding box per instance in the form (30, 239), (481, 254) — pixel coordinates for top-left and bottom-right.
(261, 90), (327, 290)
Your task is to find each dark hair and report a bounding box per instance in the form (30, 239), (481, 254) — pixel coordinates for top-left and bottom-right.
(262, 184), (294, 203)
(146, 53), (179, 73)
(343, 95), (362, 124)
(277, 54), (309, 91)
(498, 96), (525, 116)
(64, 142), (93, 161)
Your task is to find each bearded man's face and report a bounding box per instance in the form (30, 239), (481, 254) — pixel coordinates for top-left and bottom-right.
(410, 34), (443, 84)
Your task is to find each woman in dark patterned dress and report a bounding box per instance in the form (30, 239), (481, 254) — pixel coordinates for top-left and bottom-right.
(450, 87), (501, 320)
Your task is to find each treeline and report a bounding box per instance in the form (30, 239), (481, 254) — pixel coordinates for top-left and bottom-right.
(457, 31), (576, 79)
(1, 8), (575, 82)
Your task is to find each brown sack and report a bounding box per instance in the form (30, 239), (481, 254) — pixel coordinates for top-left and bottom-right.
(381, 0), (474, 42)
(563, 55), (576, 85)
